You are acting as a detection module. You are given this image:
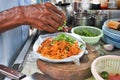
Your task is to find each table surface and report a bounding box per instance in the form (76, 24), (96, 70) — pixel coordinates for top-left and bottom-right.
(21, 32), (120, 80)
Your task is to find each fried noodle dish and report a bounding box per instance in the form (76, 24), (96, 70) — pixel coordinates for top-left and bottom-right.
(37, 34), (82, 59)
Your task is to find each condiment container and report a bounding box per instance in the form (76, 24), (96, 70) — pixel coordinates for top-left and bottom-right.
(81, 0), (91, 10)
(92, 0), (100, 10)
(100, 0), (108, 9)
(108, 0), (117, 9)
(117, 0), (120, 9)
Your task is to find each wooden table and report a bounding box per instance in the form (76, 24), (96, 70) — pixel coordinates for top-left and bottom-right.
(37, 45), (99, 80)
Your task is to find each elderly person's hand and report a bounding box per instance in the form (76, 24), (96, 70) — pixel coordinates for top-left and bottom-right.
(23, 2), (66, 32)
(0, 2), (66, 33)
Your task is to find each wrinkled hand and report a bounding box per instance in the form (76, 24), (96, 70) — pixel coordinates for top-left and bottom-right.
(23, 2), (66, 32)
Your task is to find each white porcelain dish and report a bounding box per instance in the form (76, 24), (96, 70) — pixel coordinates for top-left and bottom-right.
(33, 32), (86, 63)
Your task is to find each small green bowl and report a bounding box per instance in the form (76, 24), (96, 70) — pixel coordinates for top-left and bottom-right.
(71, 26), (103, 44)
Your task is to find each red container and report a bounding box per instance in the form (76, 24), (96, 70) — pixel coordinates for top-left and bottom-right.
(100, 0), (108, 9)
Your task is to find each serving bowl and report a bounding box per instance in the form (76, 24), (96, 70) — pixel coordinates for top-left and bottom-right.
(91, 55), (120, 80)
(102, 19), (120, 48)
(103, 19), (120, 37)
(33, 32), (86, 63)
(71, 26), (103, 44)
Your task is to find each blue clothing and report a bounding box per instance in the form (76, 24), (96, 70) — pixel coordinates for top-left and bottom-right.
(0, 0), (34, 67)
(0, 0), (52, 67)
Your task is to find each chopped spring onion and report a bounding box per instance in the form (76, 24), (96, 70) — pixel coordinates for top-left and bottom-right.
(54, 33), (76, 44)
(57, 21), (66, 31)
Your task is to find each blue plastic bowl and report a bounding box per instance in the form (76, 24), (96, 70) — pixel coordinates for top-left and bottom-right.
(103, 34), (120, 48)
(102, 19), (120, 39)
(102, 19), (120, 48)
(102, 26), (120, 40)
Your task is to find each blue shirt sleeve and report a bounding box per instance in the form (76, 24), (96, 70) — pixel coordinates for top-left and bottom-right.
(0, 0), (35, 67)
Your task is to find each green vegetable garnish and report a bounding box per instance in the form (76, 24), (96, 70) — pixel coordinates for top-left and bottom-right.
(63, 21), (66, 26)
(57, 26), (63, 31)
(80, 43), (83, 48)
(54, 33), (76, 44)
(100, 71), (109, 79)
(57, 21), (66, 31)
(74, 29), (97, 37)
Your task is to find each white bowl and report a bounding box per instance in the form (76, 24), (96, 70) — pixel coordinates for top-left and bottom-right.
(33, 32), (86, 63)
(91, 55), (120, 80)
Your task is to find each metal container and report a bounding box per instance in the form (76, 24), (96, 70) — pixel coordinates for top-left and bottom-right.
(73, 11), (107, 28)
(74, 12), (90, 26)
(55, 0), (74, 27)
(95, 14), (107, 28)
(88, 13), (107, 28)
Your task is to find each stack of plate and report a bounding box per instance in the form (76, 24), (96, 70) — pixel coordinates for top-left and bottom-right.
(102, 19), (120, 48)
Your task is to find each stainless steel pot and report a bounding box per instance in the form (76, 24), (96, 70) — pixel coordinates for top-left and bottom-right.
(73, 11), (107, 28)
(88, 13), (108, 28)
(96, 14), (108, 28)
(55, 0), (74, 27)
(74, 12), (90, 26)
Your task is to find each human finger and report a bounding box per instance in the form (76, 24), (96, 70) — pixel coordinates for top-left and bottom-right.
(40, 15), (60, 30)
(44, 2), (66, 21)
(28, 18), (56, 32)
(33, 3), (64, 26)
(48, 10), (64, 26)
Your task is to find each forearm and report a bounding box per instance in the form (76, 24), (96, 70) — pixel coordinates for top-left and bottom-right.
(0, 2), (66, 33)
(0, 6), (25, 33)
